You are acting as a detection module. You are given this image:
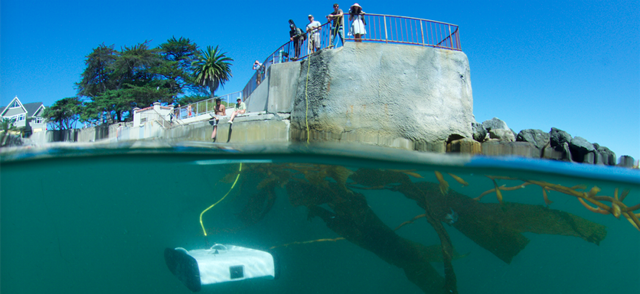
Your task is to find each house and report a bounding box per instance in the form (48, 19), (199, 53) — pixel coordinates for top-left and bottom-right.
(0, 96), (46, 134)
(133, 102), (173, 128)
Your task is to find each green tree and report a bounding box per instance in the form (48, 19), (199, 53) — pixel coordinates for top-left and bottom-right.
(42, 97), (83, 130)
(158, 36), (204, 101)
(192, 46), (234, 98)
(1, 118), (17, 145)
(77, 44), (118, 98)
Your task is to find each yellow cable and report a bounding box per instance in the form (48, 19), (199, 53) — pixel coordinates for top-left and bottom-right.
(304, 54), (311, 144)
(199, 163), (243, 236)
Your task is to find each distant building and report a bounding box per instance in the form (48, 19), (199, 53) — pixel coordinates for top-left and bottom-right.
(133, 102), (173, 128)
(0, 96), (47, 134)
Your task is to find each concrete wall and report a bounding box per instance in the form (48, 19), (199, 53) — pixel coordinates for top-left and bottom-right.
(246, 73), (270, 113)
(267, 61), (301, 113)
(162, 114), (290, 144)
(288, 42), (474, 151)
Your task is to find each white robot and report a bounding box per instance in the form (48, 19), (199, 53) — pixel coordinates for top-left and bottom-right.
(164, 244), (278, 292)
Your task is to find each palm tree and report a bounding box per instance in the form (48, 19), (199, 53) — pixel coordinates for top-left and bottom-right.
(192, 46), (234, 98)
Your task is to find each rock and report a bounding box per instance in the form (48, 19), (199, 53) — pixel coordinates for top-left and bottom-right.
(488, 129), (515, 142)
(561, 142), (573, 162)
(516, 129), (550, 153)
(582, 152), (595, 164)
(569, 136), (596, 163)
(549, 128), (572, 151)
(471, 122), (487, 142)
(482, 117), (509, 131)
(617, 155), (635, 168)
(543, 144), (563, 160)
(594, 151), (605, 165)
(481, 141), (538, 158)
(595, 145), (616, 166)
(448, 138), (481, 154)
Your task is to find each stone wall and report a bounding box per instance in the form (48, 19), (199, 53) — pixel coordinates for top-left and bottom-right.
(288, 42), (474, 151)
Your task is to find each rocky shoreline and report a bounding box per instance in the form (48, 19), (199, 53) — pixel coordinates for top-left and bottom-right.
(466, 117), (636, 168)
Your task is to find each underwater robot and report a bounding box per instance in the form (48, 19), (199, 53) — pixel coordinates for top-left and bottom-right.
(164, 244), (277, 292)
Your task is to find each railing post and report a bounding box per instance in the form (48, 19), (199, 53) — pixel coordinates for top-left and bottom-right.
(448, 25), (453, 49)
(420, 20), (425, 46)
(383, 15), (388, 43)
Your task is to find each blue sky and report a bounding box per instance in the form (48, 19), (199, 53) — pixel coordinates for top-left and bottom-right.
(1, 0), (638, 159)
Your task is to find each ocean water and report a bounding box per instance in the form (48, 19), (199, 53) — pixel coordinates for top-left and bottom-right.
(1, 142), (639, 294)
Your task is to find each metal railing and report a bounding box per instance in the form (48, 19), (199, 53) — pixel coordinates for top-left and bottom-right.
(175, 91), (242, 120)
(241, 13), (461, 101)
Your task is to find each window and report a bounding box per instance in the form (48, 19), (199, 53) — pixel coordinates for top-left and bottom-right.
(9, 100), (20, 108)
(34, 117), (44, 124)
(18, 114), (25, 121)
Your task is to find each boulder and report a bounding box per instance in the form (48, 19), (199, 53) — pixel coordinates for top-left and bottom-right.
(595, 145), (616, 166)
(471, 122), (487, 142)
(561, 142), (574, 162)
(569, 136), (596, 163)
(594, 151), (605, 165)
(617, 155), (635, 168)
(489, 129), (516, 142)
(516, 129), (550, 154)
(482, 117), (509, 131)
(542, 144), (563, 160)
(582, 152), (596, 164)
(549, 128), (572, 151)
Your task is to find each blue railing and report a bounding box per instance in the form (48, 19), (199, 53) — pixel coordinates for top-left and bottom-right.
(242, 13), (461, 101)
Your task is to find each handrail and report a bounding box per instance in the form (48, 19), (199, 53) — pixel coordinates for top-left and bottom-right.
(175, 91), (242, 120)
(241, 13), (461, 101)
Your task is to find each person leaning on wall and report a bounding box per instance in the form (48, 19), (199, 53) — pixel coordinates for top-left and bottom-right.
(349, 3), (366, 42)
(306, 14), (322, 54)
(289, 19), (305, 60)
(326, 3), (344, 48)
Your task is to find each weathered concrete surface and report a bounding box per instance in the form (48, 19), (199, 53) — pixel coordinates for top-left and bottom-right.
(289, 42), (473, 151)
(267, 62), (300, 113)
(163, 113), (290, 144)
(246, 73), (270, 113)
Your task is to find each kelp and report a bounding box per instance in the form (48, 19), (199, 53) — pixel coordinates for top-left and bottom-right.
(204, 163), (635, 294)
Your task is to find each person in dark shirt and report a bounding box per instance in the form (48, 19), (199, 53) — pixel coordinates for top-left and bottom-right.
(326, 3), (344, 48)
(289, 19), (305, 60)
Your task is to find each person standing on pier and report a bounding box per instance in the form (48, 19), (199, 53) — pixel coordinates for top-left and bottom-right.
(327, 4), (344, 48)
(306, 15), (322, 54)
(289, 20), (305, 60)
(349, 3), (366, 42)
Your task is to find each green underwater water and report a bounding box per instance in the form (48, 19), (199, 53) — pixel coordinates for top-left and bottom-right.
(1, 143), (639, 294)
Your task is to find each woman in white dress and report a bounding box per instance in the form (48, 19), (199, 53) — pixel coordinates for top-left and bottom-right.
(349, 3), (366, 42)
